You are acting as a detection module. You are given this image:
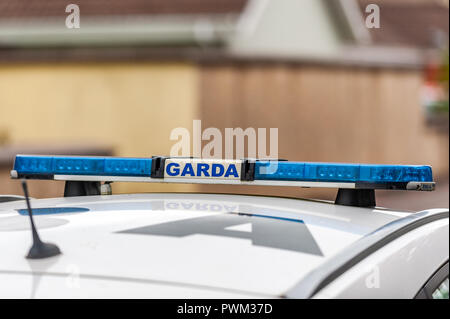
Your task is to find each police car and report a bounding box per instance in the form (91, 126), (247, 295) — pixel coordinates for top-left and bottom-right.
(0, 155), (448, 299)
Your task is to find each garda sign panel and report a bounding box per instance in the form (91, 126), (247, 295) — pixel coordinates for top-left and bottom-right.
(164, 159), (242, 180)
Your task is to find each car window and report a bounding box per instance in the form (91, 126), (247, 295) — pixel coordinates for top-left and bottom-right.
(431, 277), (449, 299)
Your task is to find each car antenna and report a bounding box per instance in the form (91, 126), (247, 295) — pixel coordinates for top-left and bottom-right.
(21, 179), (61, 259)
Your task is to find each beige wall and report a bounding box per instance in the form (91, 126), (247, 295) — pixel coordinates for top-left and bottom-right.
(0, 62), (200, 195)
(199, 64), (449, 199)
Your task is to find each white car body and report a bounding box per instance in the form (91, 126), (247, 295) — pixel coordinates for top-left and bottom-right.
(0, 193), (448, 298)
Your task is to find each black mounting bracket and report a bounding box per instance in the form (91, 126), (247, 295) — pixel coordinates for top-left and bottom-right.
(151, 156), (168, 178)
(64, 181), (101, 197)
(240, 159), (255, 181)
(335, 188), (376, 207)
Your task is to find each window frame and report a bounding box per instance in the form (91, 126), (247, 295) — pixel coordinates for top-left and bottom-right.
(415, 261), (449, 299)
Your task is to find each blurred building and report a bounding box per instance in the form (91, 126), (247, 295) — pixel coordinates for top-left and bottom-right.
(0, 0), (448, 208)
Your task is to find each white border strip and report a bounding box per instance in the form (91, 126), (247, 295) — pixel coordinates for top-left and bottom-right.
(53, 174), (357, 189)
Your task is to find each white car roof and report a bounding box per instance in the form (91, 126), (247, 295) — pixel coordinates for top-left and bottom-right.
(0, 193), (420, 298)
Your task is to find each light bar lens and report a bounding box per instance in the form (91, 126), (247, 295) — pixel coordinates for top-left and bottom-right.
(255, 161), (433, 182)
(14, 155), (152, 177)
(13, 155), (433, 183)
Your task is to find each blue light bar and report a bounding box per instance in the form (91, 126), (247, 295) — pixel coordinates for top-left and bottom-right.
(254, 161), (433, 183)
(11, 155), (433, 189)
(13, 155), (152, 177)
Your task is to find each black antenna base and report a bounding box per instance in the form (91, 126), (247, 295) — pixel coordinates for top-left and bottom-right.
(27, 241), (61, 259)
